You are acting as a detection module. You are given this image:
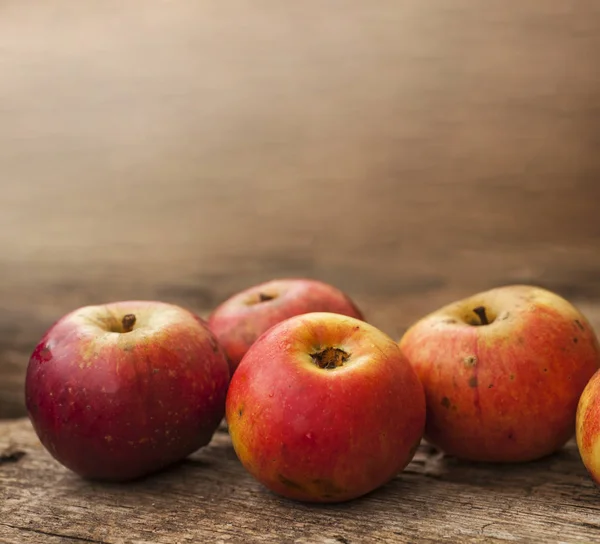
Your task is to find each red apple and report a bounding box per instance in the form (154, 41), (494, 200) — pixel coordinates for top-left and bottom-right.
(399, 285), (600, 463)
(226, 312), (426, 503)
(25, 300), (230, 481)
(576, 370), (600, 484)
(208, 278), (364, 373)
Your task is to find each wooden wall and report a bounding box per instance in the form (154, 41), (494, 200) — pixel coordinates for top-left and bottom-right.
(1, 1), (599, 417)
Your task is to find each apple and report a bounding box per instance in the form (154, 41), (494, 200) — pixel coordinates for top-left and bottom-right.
(399, 285), (600, 463)
(226, 311), (426, 503)
(25, 300), (230, 481)
(208, 278), (364, 373)
(576, 370), (600, 484)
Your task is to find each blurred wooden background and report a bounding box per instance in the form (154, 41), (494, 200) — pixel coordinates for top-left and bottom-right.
(1, 1), (599, 418)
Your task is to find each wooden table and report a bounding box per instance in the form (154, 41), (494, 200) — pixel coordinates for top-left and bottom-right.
(2, 1), (600, 541)
(1, 417), (599, 543)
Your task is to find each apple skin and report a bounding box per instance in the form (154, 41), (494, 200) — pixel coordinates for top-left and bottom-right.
(208, 278), (364, 374)
(576, 370), (600, 485)
(226, 312), (426, 503)
(25, 300), (230, 481)
(399, 285), (600, 463)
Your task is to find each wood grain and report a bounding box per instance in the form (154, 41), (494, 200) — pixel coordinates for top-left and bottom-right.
(1, 418), (600, 543)
(1, 1), (600, 424)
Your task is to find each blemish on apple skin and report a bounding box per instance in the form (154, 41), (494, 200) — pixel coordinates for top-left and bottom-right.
(441, 396), (451, 408)
(32, 344), (53, 363)
(463, 356), (477, 367)
(488, 384), (493, 388)
(575, 319), (585, 331)
(312, 478), (344, 497)
(510, 374), (515, 381)
(468, 376), (478, 388)
(573, 337), (579, 343)
(278, 474), (305, 491)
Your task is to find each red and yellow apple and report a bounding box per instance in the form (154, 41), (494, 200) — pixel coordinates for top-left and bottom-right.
(226, 311), (425, 503)
(208, 278), (364, 373)
(576, 370), (600, 484)
(25, 300), (230, 481)
(399, 285), (600, 463)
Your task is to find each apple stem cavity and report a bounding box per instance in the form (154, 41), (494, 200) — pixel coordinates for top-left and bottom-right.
(246, 292), (277, 306)
(473, 306), (489, 326)
(121, 314), (137, 333)
(311, 347), (350, 370)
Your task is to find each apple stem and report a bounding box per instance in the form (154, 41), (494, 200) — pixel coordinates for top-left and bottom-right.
(311, 347), (350, 369)
(121, 314), (136, 333)
(473, 306), (489, 326)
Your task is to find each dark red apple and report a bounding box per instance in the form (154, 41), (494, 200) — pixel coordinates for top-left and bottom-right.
(25, 300), (230, 481)
(226, 312), (426, 503)
(208, 278), (364, 373)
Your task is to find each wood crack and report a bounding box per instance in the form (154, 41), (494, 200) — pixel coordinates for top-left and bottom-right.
(0, 523), (108, 544)
(0, 447), (25, 464)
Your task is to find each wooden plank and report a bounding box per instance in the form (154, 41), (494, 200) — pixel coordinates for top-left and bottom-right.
(1, 417), (599, 543)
